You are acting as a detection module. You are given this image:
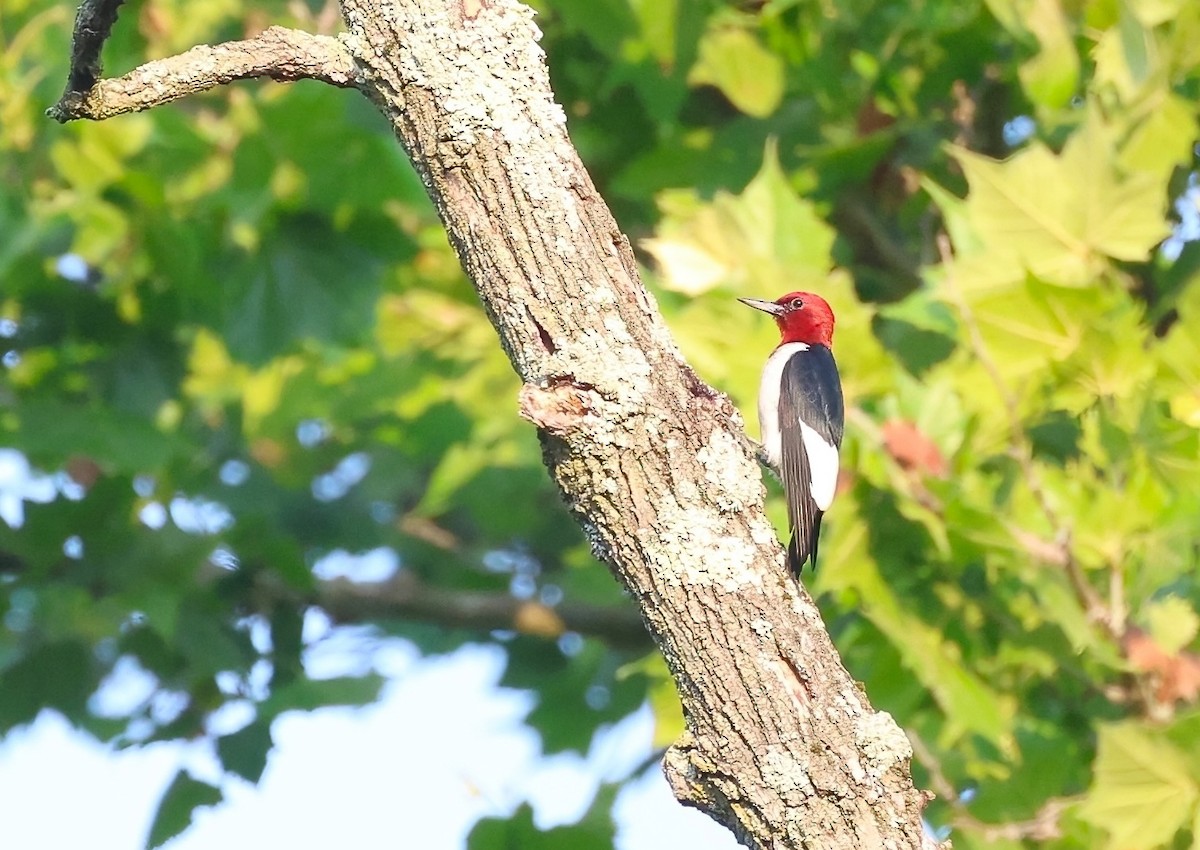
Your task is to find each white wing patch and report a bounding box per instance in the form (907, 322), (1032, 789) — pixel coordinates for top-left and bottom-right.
(799, 420), (839, 511)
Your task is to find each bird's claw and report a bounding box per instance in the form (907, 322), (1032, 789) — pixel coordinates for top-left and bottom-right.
(741, 434), (780, 479)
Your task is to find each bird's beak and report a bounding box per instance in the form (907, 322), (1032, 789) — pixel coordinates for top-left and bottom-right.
(738, 297), (784, 316)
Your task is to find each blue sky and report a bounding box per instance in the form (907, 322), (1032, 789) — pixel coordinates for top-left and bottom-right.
(0, 642), (739, 850)
(0, 449), (739, 849)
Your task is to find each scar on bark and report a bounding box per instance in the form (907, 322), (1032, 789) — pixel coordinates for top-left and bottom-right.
(519, 379), (598, 434)
(527, 307), (557, 354)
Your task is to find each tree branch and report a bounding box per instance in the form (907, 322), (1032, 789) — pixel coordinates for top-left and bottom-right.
(61, 0), (125, 94)
(910, 729), (1072, 842)
(48, 23), (360, 122)
(0, 544), (649, 649)
(312, 570), (652, 651)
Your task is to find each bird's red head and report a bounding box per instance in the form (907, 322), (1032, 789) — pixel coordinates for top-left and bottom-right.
(739, 291), (835, 347)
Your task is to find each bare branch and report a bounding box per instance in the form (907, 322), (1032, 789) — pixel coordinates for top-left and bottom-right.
(907, 729), (960, 806)
(48, 25), (361, 123)
(62, 0), (125, 94)
(959, 799), (1073, 843)
(313, 570), (652, 650)
(0, 544), (649, 650)
(911, 729), (1073, 842)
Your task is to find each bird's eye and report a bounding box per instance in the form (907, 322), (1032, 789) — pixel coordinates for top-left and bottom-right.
(789, 298), (804, 310)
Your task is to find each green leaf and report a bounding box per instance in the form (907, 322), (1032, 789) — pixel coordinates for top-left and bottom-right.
(948, 111), (1170, 285)
(216, 719), (273, 784)
(922, 177), (986, 256)
(1027, 410), (1083, 465)
(736, 141), (836, 279)
(50, 118), (153, 193)
(982, 0), (1029, 35)
(145, 770), (223, 850)
(1157, 282), (1200, 426)
(1128, 0), (1190, 26)
(257, 85), (430, 214)
(966, 718), (1091, 823)
(628, 0), (679, 67)
(818, 494), (1016, 753)
(16, 401), (184, 472)
(501, 639), (646, 754)
(1078, 722), (1199, 849)
(618, 653), (684, 748)
(467, 788), (617, 850)
(1118, 94), (1199, 183)
(259, 675), (384, 719)
(1092, 4), (1156, 101)
(1163, 711), (1200, 772)
(536, 0), (637, 59)
(948, 276), (1090, 382)
(173, 597), (255, 677)
(982, 0), (1081, 109)
(0, 641), (93, 730)
(220, 216), (384, 364)
(873, 293), (958, 376)
(688, 25), (785, 118)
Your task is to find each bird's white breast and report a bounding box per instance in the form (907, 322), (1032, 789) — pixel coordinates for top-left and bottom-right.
(757, 342), (808, 468)
(757, 342), (840, 511)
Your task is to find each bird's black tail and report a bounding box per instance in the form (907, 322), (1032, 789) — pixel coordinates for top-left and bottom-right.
(787, 512), (823, 576)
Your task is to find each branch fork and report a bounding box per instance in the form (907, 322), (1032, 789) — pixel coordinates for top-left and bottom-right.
(49, 0), (361, 123)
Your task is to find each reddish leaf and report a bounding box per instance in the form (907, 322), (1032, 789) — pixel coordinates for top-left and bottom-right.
(1163, 655), (1200, 704)
(881, 419), (948, 477)
(64, 455), (102, 490)
(1125, 629), (1172, 674)
(1124, 629), (1200, 705)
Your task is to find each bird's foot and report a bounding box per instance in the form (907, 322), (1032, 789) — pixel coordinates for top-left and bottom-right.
(741, 434), (780, 479)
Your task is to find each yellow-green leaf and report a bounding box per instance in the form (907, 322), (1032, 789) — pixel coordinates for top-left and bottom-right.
(1143, 596), (1200, 656)
(183, 328), (249, 410)
(1018, 0), (1080, 109)
(644, 141), (834, 295)
(1119, 94), (1200, 184)
(1078, 722), (1199, 849)
(628, 0), (677, 66)
(1128, 0), (1189, 27)
(948, 113), (1170, 286)
(1156, 282), (1200, 425)
(688, 25), (784, 118)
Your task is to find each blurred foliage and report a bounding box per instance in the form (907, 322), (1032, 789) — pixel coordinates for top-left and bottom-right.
(2, 0), (1200, 847)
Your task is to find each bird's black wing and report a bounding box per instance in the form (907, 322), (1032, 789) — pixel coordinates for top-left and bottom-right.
(778, 345), (844, 574)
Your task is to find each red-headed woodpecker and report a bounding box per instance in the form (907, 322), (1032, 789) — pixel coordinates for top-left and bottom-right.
(740, 291), (844, 574)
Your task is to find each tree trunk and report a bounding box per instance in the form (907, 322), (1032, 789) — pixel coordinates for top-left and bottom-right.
(339, 1), (934, 847)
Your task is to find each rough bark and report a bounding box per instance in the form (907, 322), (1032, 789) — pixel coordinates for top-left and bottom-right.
(48, 25), (359, 121)
(50, 0), (937, 846)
